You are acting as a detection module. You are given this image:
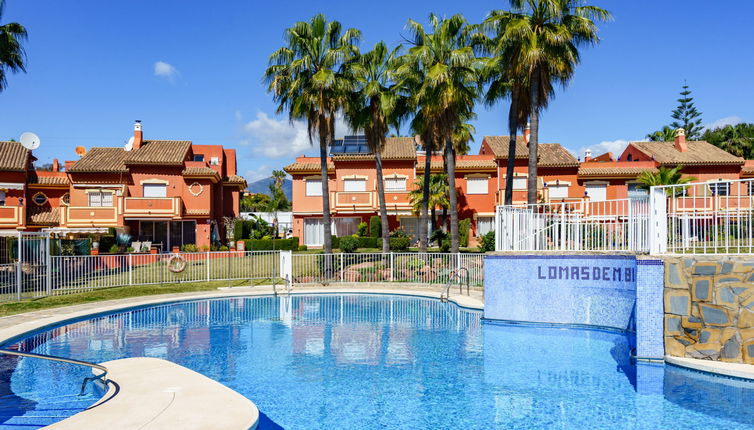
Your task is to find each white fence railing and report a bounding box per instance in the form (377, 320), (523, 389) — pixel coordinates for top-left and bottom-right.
(496, 178), (754, 255)
(292, 252), (484, 287)
(496, 198), (650, 252)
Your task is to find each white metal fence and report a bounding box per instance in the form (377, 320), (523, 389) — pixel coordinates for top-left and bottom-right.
(496, 178), (754, 255)
(291, 252), (484, 287)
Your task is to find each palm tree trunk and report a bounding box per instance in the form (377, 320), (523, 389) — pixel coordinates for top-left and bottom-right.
(505, 87), (519, 205)
(374, 151), (390, 253)
(445, 138), (459, 253)
(319, 119), (333, 254)
(431, 207), (437, 236)
(419, 146), (432, 253)
(527, 70), (540, 205)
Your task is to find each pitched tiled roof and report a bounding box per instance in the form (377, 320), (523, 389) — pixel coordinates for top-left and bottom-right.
(483, 136), (579, 167)
(629, 141), (744, 166)
(741, 166), (754, 176)
(223, 175), (247, 186)
(68, 148), (129, 173)
(283, 161), (334, 173)
(0, 141), (30, 172)
(124, 140), (192, 166)
(182, 167), (220, 178)
(27, 206), (60, 226)
(417, 159), (497, 172)
(28, 174), (69, 185)
(578, 166), (658, 177)
(331, 137), (417, 161)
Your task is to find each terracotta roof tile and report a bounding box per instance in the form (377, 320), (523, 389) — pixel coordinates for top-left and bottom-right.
(483, 136), (579, 167)
(28, 174), (69, 185)
(27, 206), (60, 226)
(741, 166), (754, 176)
(182, 167), (220, 178)
(629, 141), (744, 166)
(283, 161), (334, 173)
(223, 175), (247, 186)
(417, 159), (497, 172)
(0, 141), (30, 172)
(578, 166), (658, 177)
(331, 137), (417, 161)
(124, 140), (191, 166)
(68, 148), (129, 173)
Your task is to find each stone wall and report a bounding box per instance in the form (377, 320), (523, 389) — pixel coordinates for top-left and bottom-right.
(664, 256), (754, 364)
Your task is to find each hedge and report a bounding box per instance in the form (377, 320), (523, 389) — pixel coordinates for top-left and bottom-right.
(389, 237), (410, 251)
(233, 220), (244, 241)
(369, 216), (381, 238)
(459, 218), (471, 248)
(333, 236), (380, 250)
(243, 237), (299, 251)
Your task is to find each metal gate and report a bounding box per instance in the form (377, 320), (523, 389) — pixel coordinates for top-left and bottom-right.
(0, 232), (51, 301)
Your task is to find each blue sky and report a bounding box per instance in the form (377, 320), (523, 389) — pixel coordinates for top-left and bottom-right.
(1, 0), (752, 183)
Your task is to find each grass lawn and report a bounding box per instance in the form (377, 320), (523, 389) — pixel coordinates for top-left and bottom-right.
(0, 278), (271, 318)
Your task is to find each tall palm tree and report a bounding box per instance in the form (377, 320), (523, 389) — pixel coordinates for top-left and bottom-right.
(345, 41), (406, 253)
(647, 125), (677, 142)
(264, 14), (361, 253)
(0, 0), (27, 92)
(409, 174), (449, 232)
(638, 166), (696, 196)
(504, 0), (611, 204)
(406, 108), (438, 252)
(268, 170), (290, 238)
(399, 14), (483, 253)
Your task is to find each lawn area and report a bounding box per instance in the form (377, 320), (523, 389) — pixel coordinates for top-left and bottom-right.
(0, 278), (268, 318)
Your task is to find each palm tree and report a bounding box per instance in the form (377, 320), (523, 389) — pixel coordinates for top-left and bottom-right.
(345, 41), (406, 252)
(399, 13), (483, 253)
(264, 14), (360, 253)
(409, 174), (450, 233)
(637, 166), (696, 196)
(267, 170), (290, 238)
(0, 0), (27, 92)
(646, 125), (677, 142)
(701, 123), (754, 159)
(503, 0), (611, 204)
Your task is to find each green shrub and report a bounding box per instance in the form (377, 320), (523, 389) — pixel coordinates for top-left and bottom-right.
(440, 239), (450, 252)
(243, 237), (299, 251)
(459, 218), (471, 248)
(369, 216), (381, 238)
(331, 235), (340, 249)
(108, 244), (119, 254)
(389, 237), (410, 251)
(127, 246), (135, 253)
(357, 237), (379, 249)
(480, 231), (495, 252)
(233, 220), (244, 241)
(430, 229), (447, 246)
(339, 236), (359, 253)
(357, 222), (369, 237)
(390, 227), (409, 238)
(181, 244), (199, 253)
(218, 245), (229, 251)
(298, 245), (308, 251)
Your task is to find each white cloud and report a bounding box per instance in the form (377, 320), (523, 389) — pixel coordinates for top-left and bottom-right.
(242, 111), (357, 159)
(704, 116), (743, 131)
(153, 61), (179, 82)
(575, 139), (631, 160)
(244, 165), (273, 183)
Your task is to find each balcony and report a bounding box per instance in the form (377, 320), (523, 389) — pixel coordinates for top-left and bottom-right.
(123, 197), (182, 219)
(62, 206), (119, 227)
(0, 206), (23, 229)
(333, 191), (374, 212)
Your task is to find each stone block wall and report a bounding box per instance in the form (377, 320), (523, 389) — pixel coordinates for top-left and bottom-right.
(664, 256), (754, 364)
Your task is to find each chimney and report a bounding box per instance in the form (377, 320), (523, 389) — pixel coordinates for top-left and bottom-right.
(584, 149), (592, 162)
(674, 128), (688, 152)
(52, 158), (59, 172)
(133, 120), (143, 150)
(523, 122), (531, 145)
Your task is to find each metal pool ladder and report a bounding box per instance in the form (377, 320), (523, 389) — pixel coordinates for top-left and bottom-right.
(440, 267), (470, 302)
(273, 275), (292, 297)
(0, 349), (108, 395)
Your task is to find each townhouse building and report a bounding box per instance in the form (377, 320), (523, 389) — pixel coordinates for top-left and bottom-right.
(0, 122), (246, 251)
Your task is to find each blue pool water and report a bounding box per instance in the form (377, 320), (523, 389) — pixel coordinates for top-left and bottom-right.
(1, 294), (754, 429)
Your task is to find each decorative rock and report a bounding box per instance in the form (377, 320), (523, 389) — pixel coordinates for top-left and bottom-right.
(743, 340), (754, 365)
(665, 290), (690, 316)
(721, 334), (742, 362)
(699, 328), (720, 344)
(699, 304), (731, 326)
(721, 262), (734, 275)
(738, 308), (754, 329)
(693, 262), (720, 276)
(665, 336), (686, 357)
(715, 286), (737, 307)
(740, 328), (754, 342)
(665, 262), (687, 288)
(692, 277), (712, 301)
(665, 316), (682, 335)
(686, 343), (720, 360)
(732, 262), (754, 273)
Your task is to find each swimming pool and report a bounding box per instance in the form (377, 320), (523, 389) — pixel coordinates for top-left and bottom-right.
(1, 294), (753, 429)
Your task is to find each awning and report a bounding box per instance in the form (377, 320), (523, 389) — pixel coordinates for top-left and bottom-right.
(42, 227), (109, 234)
(0, 182), (24, 190)
(0, 229), (21, 237)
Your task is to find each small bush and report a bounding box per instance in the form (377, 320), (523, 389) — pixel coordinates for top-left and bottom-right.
(430, 229), (447, 246)
(127, 246), (135, 253)
(331, 236), (340, 249)
(480, 231), (495, 252)
(200, 245), (210, 252)
(181, 244), (199, 253)
(390, 227), (409, 238)
(459, 219), (471, 248)
(370, 216), (381, 238)
(243, 237), (299, 251)
(234, 219), (244, 241)
(218, 245), (229, 251)
(339, 236), (359, 253)
(389, 237), (410, 251)
(440, 239), (450, 252)
(298, 245), (308, 251)
(357, 222), (369, 237)
(108, 244), (119, 254)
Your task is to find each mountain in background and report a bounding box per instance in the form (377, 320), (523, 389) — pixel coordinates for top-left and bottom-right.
(247, 177), (293, 200)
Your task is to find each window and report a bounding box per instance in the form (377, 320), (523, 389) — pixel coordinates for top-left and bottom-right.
(170, 221), (197, 249)
(60, 192), (70, 206)
(304, 218), (325, 246)
(334, 217), (360, 237)
(88, 191), (113, 207)
(306, 179), (322, 196)
(709, 181), (730, 196)
(585, 183), (607, 202)
(193, 154), (204, 162)
(385, 177), (406, 192)
(32, 192), (48, 206)
(143, 183), (167, 198)
(0, 190), (5, 206)
(343, 179), (366, 192)
(467, 177), (488, 195)
(548, 185), (569, 199)
(477, 216), (494, 236)
(512, 177), (527, 190)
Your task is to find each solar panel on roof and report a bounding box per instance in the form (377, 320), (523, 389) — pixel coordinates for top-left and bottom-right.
(329, 135), (370, 155)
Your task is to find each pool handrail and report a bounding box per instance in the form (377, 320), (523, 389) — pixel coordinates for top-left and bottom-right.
(0, 348), (108, 395)
(440, 267), (470, 302)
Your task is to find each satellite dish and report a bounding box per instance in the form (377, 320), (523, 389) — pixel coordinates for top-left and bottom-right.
(124, 136), (134, 152)
(75, 146), (87, 157)
(19, 132), (41, 150)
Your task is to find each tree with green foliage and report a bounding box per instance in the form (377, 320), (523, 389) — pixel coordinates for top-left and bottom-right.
(648, 84), (704, 141)
(646, 125), (677, 142)
(240, 193), (270, 212)
(0, 0), (27, 92)
(409, 174), (449, 232)
(264, 14), (361, 253)
(702, 123), (754, 159)
(637, 165), (696, 196)
(267, 170), (291, 238)
(369, 216), (381, 238)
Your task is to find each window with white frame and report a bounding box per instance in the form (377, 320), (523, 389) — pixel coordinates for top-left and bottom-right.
(304, 218), (325, 246)
(548, 184), (569, 199)
(585, 183), (607, 202)
(512, 177), (527, 190)
(334, 217), (361, 236)
(306, 179), (323, 196)
(466, 177), (488, 195)
(709, 181), (730, 196)
(477, 216), (494, 236)
(385, 177), (406, 192)
(343, 178), (366, 192)
(143, 183), (167, 198)
(88, 191), (113, 207)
